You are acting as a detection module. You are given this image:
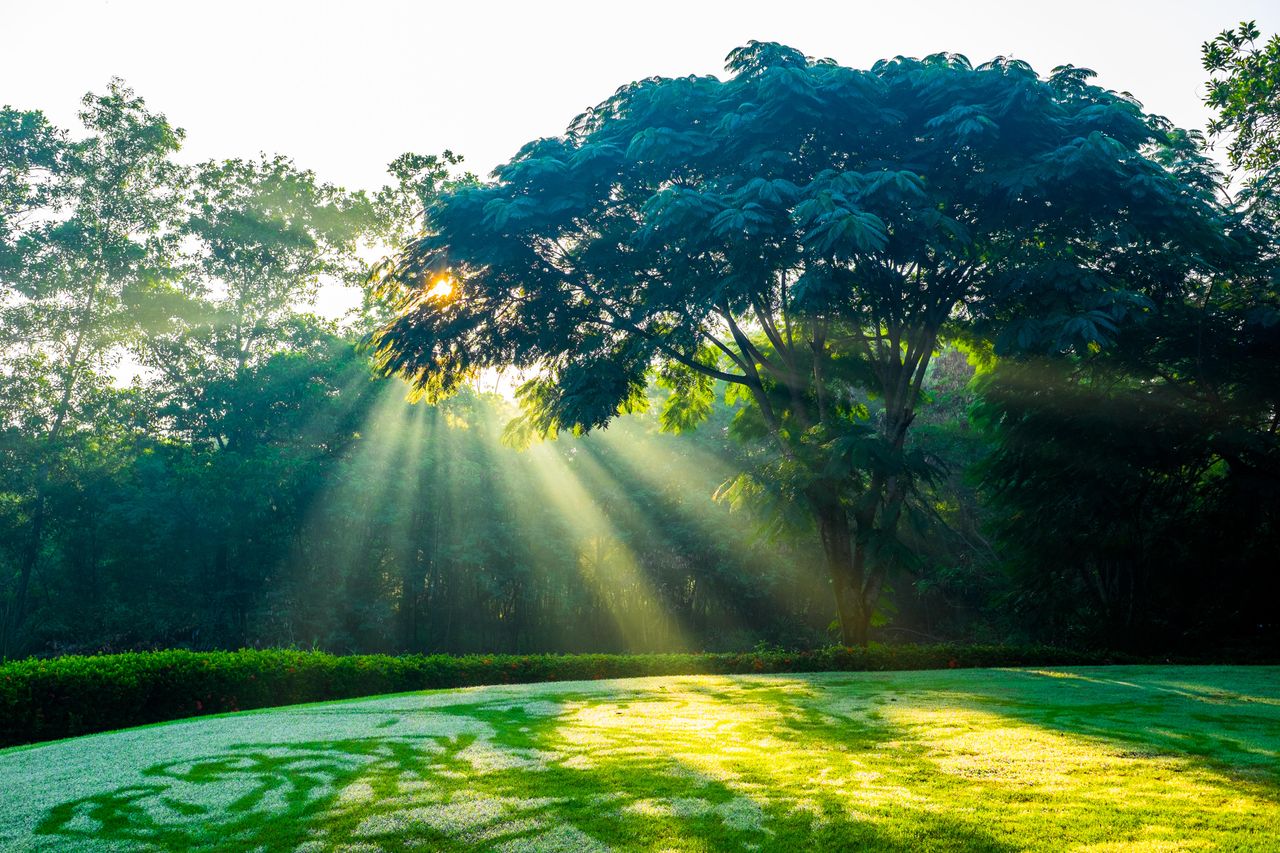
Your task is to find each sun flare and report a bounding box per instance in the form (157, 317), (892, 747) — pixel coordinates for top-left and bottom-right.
(425, 274), (456, 301)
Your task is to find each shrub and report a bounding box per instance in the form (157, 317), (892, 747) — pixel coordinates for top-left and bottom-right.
(0, 644), (1143, 748)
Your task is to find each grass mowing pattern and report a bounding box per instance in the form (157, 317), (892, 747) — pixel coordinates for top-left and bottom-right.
(0, 666), (1276, 851)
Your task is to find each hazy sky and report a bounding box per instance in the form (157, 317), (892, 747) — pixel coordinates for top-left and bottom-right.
(5, 0), (1275, 194)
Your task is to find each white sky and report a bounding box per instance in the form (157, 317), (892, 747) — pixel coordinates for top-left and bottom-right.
(3, 0), (1274, 320)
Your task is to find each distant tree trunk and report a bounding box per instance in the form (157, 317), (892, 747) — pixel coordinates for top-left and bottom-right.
(2, 501), (45, 660)
(399, 550), (421, 653)
(5, 396), (71, 660)
(811, 491), (876, 647)
(3, 278), (103, 660)
(212, 539), (242, 647)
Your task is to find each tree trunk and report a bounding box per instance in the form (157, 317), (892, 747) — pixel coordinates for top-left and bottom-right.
(399, 554), (420, 653)
(2, 277), (103, 660)
(1, 500), (45, 660)
(812, 492), (874, 647)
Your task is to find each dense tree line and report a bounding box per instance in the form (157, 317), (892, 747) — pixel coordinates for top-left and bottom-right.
(0, 83), (856, 656)
(1, 27), (1277, 659)
(979, 23), (1280, 650)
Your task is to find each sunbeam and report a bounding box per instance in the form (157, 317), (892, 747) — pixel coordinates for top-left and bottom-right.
(518, 441), (691, 652)
(277, 380), (424, 647)
(565, 435), (759, 648)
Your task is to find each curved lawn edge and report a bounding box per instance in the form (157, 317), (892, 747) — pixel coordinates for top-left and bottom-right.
(4, 667), (1279, 852)
(0, 644), (1267, 748)
(0, 673), (691, 758)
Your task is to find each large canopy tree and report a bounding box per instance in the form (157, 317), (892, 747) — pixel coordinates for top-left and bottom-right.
(372, 43), (1225, 645)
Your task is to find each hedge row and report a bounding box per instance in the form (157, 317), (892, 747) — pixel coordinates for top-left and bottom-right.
(0, 644), (1139, 748)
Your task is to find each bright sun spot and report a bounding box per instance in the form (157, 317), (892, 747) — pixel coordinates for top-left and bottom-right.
(426, 274), (456, 301)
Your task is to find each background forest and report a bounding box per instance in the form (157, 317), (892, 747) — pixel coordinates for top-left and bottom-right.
(1, 24), (1277, 661)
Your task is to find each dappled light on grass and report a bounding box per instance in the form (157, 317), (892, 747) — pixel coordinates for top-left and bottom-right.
(3, 667), (1279, 851)
(548, 673), (1280, 849)
(551, 679), (926, 823)
(881, 700), (1270, 839)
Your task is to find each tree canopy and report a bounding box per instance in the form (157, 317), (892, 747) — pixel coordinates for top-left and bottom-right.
(372, 43), (1228, 644)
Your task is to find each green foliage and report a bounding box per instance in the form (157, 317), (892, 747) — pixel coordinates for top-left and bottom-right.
(975, 327), (1280, 649)
(371, 150), (470, 249)
(375, 47), (1218, 407)
(2, 33), (1277, 673)
(0, 79), (188, 657)
(1, 79), (184, 397)
(0, 644), (1137, 748)
(138, 154), (375, 449)
(968, 29), (1280, 649)
(1204, 20), (1280, 172)
(655, 350), (718, 434)
(370, 42), (1227, 645)
(0, 107), (63, 272)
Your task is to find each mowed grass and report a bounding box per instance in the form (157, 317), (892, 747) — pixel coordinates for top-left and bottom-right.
(0, 667), (1277, 851)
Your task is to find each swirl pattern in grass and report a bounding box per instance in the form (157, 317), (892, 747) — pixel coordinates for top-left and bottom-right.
(0, 666), (1277, 851)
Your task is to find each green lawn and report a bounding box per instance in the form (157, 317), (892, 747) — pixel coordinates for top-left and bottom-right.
(0, 666), (1276, 851)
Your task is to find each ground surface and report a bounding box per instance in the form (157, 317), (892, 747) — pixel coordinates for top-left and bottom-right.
(0, 667), (1277, 851)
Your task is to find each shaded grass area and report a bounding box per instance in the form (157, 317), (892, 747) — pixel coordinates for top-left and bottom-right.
(0, 666), (1277, 851)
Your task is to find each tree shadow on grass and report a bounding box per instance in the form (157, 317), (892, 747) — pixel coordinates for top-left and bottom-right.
(927, 666), (1280, 786)
(32, 683), (1017, 852)
(789, 668), (1280, 848)
(32, 669), (1280, 852)
(35, 736), (429, 851)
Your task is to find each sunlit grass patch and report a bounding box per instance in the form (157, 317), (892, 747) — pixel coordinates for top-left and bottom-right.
(0, 667), (1277, 851)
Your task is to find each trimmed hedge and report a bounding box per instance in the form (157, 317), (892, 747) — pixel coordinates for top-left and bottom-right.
(0, 644), (1134, 748)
